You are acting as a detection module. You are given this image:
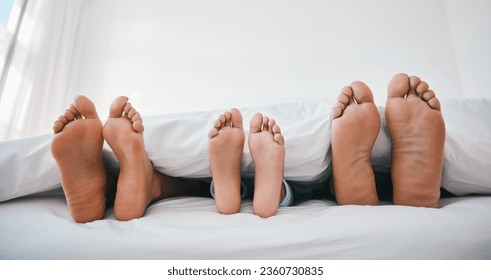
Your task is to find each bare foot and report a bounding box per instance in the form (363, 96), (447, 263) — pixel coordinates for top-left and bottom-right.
(386, 73), (445, 207)
(103, 97), (162, 221)
(331, 82), (380, 205)
(51, 95), (106, 223)
(208, 108), (245, 214)
(249, 113), (285, 218)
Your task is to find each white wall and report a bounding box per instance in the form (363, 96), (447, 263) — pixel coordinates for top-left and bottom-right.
(67, 0), (491, 118)
(444, 0), (491, 98)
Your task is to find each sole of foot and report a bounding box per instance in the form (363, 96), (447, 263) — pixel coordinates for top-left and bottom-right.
(386, 73), (445, 207)
(249, 113), (285, 218)
(51, 95), (106, 223)
(103, 96), (161, 221)
(331, 81), (380, 205)
(208, 108), (245, 214)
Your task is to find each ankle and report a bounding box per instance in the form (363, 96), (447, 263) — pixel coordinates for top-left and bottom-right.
(151, 171), (165, 201)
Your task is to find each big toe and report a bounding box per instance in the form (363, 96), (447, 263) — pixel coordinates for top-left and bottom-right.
(73, 95), (99, 119)
(109, 96), (129, 118)
(250, 113), (263, 133)
(350, 81), (374, 103)
(387, 73), (410, 98)
(230, 108), (243, 129)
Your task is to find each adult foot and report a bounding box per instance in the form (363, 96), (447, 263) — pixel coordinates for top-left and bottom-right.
(386, 73), (445, 207)
(51, 95), (106, 223)
(208, 108), (245, 214)
(331, 82), (380, 205)
(103, 96), (162, 221)
(249, 113), (285, 218)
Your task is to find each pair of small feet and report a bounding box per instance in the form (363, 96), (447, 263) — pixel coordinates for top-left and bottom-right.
(331, 73), (446, 208)
(51, 96), (162, 223)
(208, 109), (285, 218)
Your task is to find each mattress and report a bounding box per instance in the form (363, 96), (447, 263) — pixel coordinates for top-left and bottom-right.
(1, 193), (490, 259)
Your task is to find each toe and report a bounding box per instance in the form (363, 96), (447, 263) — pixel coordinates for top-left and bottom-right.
(218, 114), (226, 128)
(331, 106), (342, 120)
(272, 122), (284, 145)
(408, 76), (421, 96)
(336, 101), (347, 111)
(69, 104), (82, 119)
(131, 112), (141, 123)
(268, 119), (276, 132)
(53, 100), (86, 133)
(230, 108), (243, 128)
(224, 111), (232, 126)
(57, 115), (69, 125)
(132, 113), (144, 132)
(64, 109), (76, 121)
(339, 86), (354, 104)
(123, 103), (133, 118)
(262, 116), (270, 131)
(127, 108), (137, 120)
(213, 119), (222, 129)
(73, 95), (99, 119)
(274, 132), (284, 145)
(109, 96), (129, 118)
(133, 119), (144, 133)
(387, 73), (410, 98)
(416, 81), (429, 98)
(350, 81), (374, 103)
(208, 128), (218, 139)
(272, 124), (282, 135)
(422, 89), (436, 102)
(250, 113), (263, 133)
(427, 94), (441, 111)
(331, 89), (350, 120)
(53, 120), (64, 133)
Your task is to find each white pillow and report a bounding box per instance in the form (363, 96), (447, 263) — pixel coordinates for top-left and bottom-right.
(1, 99), (490, 202)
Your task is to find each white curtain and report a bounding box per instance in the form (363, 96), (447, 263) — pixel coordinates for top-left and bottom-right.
(0, 0), (85, 140)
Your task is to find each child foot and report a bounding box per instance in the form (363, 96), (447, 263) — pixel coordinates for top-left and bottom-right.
(249, 113), (285, 218)
(51, 95), (106, 223)
(331, 82), (380, 205)
(103, 97), (161, 221)
(386, 73), (445, 207)
(208, 108), (245, 214)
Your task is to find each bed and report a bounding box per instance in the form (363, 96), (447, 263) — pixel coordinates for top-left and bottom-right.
(1, 98), (490, 259)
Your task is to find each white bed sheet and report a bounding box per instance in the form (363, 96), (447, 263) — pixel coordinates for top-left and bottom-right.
(1, 193), (490, 259)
